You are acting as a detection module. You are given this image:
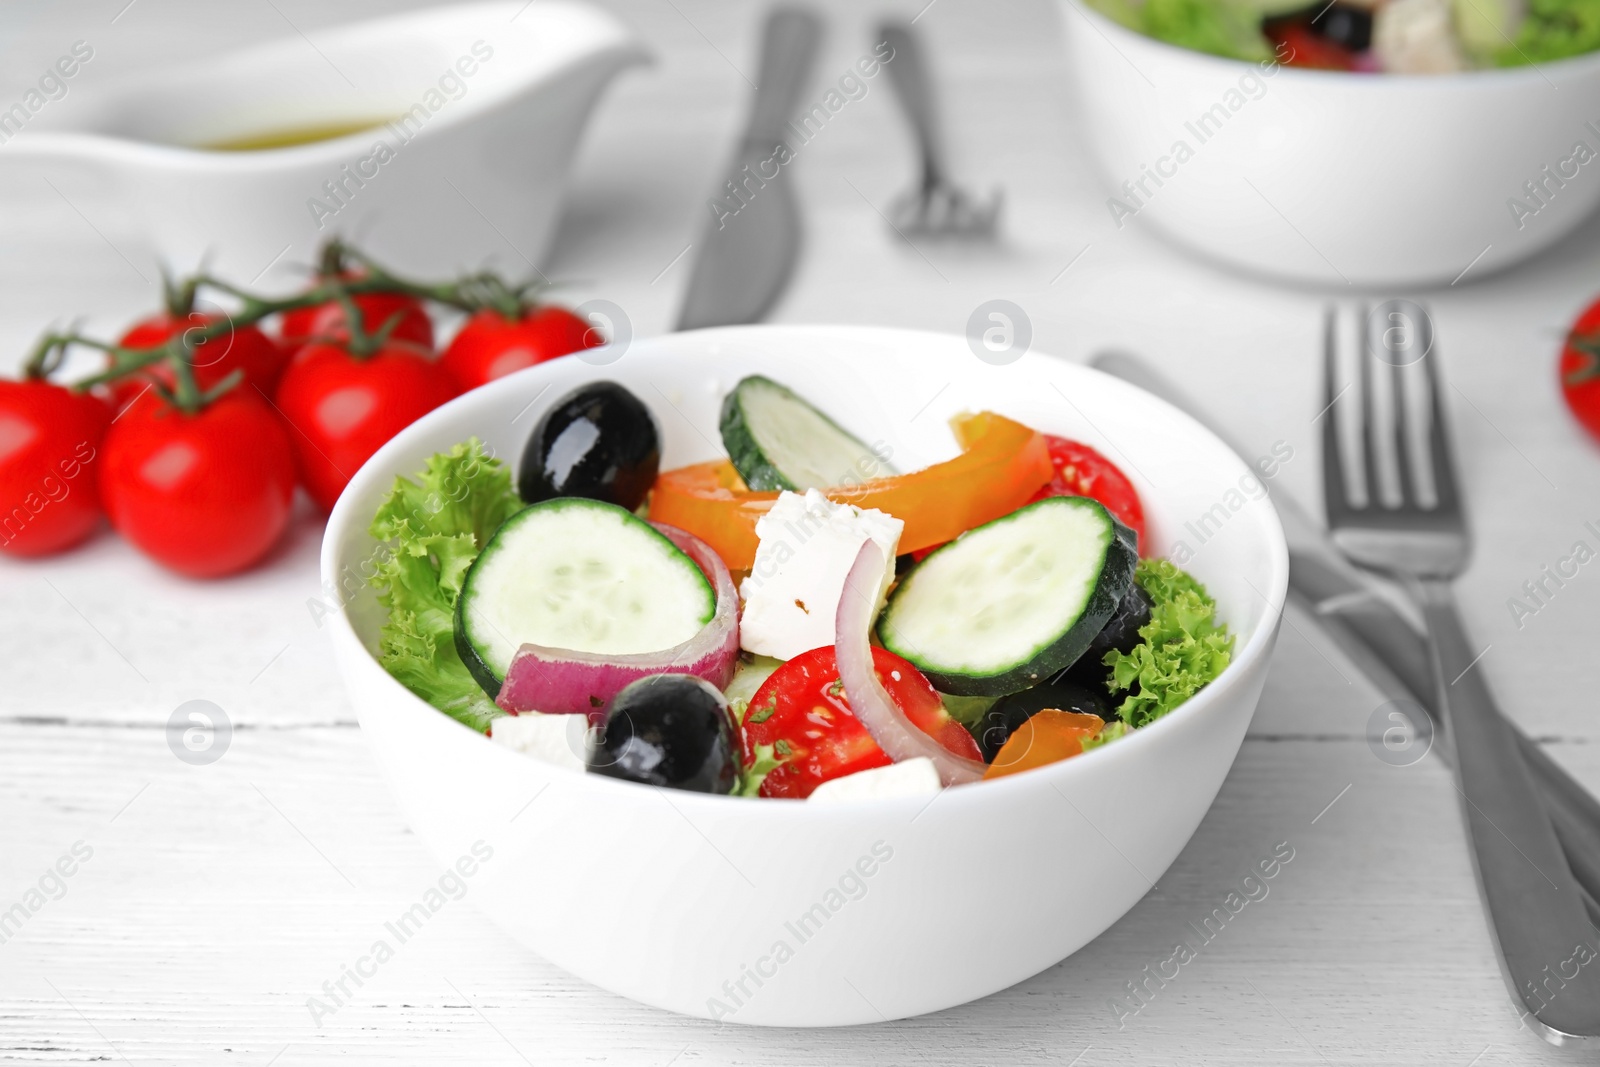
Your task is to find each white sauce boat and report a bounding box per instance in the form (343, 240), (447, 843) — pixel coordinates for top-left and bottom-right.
(0, 1), (647, 289)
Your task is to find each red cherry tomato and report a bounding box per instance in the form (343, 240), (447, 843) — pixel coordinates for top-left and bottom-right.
(274, 340), (458, 512)
(1028, 435), (1146, 552)
(0, 379), (110, 557)
(1262, 21), (1357, 70)
(279, 284), (433, 352)
(741, 645), (983, 799)
(113, 313), (289, 405)
(1561, 298), (1600, 443)
(440, 306), (602, 391)
(102, 390), (296, 578)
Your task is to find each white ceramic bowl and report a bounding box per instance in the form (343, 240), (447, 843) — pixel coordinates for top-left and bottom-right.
(321, 326), (1288, 1026)
(1060, 0), (1600, 286)
(3, 1), (645, 288)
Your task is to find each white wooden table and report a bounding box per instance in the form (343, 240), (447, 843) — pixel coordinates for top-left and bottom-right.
(5, 0), (1600, 1063)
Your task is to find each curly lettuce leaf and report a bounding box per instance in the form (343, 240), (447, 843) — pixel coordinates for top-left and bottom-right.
(1138, 0), (1274, 60)
(1082, 720), (1130, 752)
(368, 439), (524, 733)
(1496, 0), (1600, 65)
(1106, 559), (1234, 728)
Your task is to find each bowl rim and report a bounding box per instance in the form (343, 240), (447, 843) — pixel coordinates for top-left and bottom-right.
(321, 324), (1290, 815)
(1063, 0), (1600, 84)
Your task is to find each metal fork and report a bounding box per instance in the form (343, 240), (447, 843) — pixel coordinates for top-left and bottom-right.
(877, 22), (1002, 241)
(1323, 301), (1600, 1046)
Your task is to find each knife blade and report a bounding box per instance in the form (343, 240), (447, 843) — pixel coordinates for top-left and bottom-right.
(1088, 349), (1600, 919)
(676, 7), (823, 331)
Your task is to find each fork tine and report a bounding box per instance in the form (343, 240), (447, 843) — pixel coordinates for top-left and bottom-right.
(1419, 335), (1463, 518)
(1320, 305), (1351, 516)
(1380, 303), (1418, 510)
(1359, 305), (1385, 509)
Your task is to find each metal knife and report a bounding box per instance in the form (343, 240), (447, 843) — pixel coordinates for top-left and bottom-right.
(675, 7), (823, 331)
(1088, 349), (1600, 919)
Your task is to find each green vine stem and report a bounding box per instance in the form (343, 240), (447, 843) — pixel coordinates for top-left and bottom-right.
(23, 240), (554, 404)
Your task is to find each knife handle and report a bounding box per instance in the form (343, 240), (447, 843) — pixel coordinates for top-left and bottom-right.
(1417, 578), (1600, 1043)
(743, 7), (824, 150)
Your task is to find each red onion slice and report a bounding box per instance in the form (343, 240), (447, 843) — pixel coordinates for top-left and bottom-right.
(834, 540), (988, 786)
(494, 522), (740, 725)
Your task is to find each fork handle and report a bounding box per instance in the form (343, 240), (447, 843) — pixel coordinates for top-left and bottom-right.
(1417, 579), (1600, 1043)
(877, 22), (945, 189)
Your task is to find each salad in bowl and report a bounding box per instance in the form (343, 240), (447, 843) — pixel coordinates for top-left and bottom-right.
(1088, 0), (1600, 72)
(364, 369), (1233, 800)
(320, 326), (1287, 1024)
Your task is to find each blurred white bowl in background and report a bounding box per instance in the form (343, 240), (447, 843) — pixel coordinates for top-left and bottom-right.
(1060, 0), (1600, 287)
(321, 325), (1288, 1026)
(1, 1), (646, 288)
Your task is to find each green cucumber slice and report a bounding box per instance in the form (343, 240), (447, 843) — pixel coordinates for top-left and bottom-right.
(719, 375), (897, 491)
(876, 496), (1137, 697)
(455, 498), (714, 697)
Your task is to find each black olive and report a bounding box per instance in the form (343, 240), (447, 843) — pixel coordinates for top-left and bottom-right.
(519, 382), (660, 510)
(1053, 581), (1152, 696)
(1263, 1), (1371, 50)
(1309, 2), (1371, 50)
(588, 674), (737, 793)
(1089, 580), (1153, 661)
(976, 680), (1109, 762)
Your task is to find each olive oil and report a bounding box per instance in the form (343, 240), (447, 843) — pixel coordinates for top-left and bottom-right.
(199, 117), (396, 152)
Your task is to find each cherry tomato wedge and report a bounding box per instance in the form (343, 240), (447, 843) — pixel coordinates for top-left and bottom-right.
(1560, 297), (1600, 444)
(102, 390), (296, 578)
(279, 283), (433, 352)
(0, 379), (110, 557)
(1023, 434), (1146, 552)
(1262, 21), (1357, 69)
(273, 340), (458, 512)
(741, 646), (983, 799)
(649, 411), (1051, 572)
(441, 306), (602, 392)
(983, 710), (1105, 780)
(115, 313), (289, 401)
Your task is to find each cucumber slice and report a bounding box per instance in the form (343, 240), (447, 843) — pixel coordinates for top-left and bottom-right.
(720, 375), (897, 491)
(455, 499), (714, 697)
(876, 496), (1137, 697)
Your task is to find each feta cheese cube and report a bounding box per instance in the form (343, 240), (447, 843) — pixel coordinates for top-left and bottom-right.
(808, 757), (942, 802)
(738, 489), (903, 661)
(489, 712), (590, 772)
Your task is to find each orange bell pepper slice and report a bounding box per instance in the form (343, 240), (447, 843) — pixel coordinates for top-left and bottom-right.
(647, 410), (1052, 571)
(983, 710), (1106, 780)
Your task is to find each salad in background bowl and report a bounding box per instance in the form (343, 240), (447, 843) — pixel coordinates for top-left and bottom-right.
(1088, 0), (1600, 72)
(1060, 0), (1600, 285)
(321, 326), (1287, 1025)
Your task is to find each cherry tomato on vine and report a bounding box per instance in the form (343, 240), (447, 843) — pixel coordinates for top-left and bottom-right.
(279, 283), (433, 353)
(274, 340), (458, 512)
(1028, 435), (1146, 552)
(440, 306), (602, 391)
(115, 313), (288, 402)
(740, 645), (982, 799)
(0, 379), (111, 558)
(101, 390), (296, 578)
(1560, 297), (1600, 444)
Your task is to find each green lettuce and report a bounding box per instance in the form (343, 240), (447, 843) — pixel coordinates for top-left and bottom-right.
(1106, 559), (1234, 728)
(367, 439), (524, 732)
(1496, 0), (1600, 65)
(1137, 0), (1274, 60)
(1083, 720), (1130, 751)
